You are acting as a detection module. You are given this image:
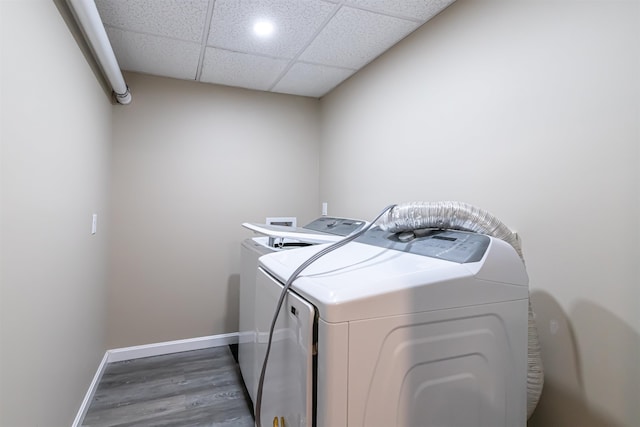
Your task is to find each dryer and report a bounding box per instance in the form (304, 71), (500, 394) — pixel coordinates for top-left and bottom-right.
(255, 227), (529, 427)
(238, 217), (366, 406)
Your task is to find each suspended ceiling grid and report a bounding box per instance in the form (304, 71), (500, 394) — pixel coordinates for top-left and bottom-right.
(95, 0), (456, 98)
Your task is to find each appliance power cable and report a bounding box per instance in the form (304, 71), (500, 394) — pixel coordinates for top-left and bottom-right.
(254, 204), (396, 427)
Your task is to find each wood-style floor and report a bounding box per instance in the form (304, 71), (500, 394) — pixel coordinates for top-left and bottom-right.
(81, 346), (254, 427)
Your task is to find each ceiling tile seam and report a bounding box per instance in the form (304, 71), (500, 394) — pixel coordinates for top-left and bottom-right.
(293, 59), (356, 72)
(339, 4), (427, 24)
(204, 45), (294, 63)
(103, 24), (203, 46)
(195, 0), (217, 81)
(267, 2), (344, 92)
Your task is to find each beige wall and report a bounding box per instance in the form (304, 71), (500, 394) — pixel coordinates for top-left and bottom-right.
(2, 1), (636, 425)
(320, 0), (639, 426)
(107, 73), (320, 348)
(0, 1), (112, 426)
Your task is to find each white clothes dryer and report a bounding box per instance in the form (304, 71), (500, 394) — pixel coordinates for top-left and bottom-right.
(255, 227), (529, 427)
(238, 217), (366, 407)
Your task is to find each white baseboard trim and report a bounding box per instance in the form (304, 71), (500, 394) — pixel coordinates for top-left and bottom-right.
(72, 351), (109, 427)
(72, 332), (239, 426)
(106, 332), (239, 363)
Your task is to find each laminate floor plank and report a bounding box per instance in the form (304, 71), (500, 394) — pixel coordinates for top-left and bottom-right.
(82, 346), (254, 427)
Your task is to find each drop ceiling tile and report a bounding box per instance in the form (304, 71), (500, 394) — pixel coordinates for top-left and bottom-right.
(207, 0), (337, 59)
(342, 0), (455, 21)
(96, 0), (209, 42)
(200, 47), (289, 91)
(106, 28), (201, 80)
(299, 6), (420, 70)
(273, 62), (356, 98)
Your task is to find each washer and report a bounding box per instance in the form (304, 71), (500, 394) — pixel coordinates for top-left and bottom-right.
(239, 217), (366, 406)
(255, 227), (530, 427)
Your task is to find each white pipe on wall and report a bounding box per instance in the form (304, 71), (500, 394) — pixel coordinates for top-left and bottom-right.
(67, 0), (131, 105)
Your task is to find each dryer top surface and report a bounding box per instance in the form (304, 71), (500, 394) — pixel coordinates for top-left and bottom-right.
(258, 229), (529, 322)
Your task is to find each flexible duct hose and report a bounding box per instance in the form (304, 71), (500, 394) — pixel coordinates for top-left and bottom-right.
(379, 201), (544, 419)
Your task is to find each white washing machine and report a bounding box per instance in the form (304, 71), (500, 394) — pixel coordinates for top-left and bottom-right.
(255, 227), (530, 427)
(238, 217), (366, 407)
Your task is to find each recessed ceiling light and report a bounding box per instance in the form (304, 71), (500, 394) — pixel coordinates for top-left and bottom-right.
(253, 20), (274, 37)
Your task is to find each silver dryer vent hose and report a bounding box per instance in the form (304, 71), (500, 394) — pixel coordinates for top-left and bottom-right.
(379, 201), (544, 419)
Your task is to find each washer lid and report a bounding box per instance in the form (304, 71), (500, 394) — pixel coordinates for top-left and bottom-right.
(259, 235), (529, 323)
(242, 222), (341, 244)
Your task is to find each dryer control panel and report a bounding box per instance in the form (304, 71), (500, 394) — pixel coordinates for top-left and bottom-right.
(356, 227), (490, 263)
(303, 217), (366, 236)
